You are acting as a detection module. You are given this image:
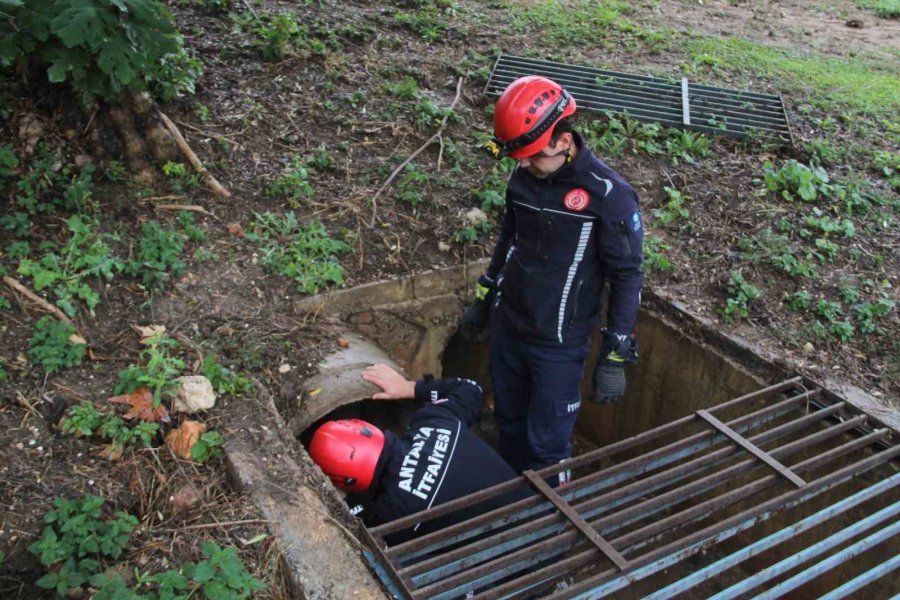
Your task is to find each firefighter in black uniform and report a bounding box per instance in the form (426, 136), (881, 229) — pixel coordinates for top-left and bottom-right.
(309, 364), (529, 543)
(463, 76), (644, 480)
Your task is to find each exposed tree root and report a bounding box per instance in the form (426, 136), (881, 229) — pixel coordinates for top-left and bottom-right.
(108, 104), (156, 185)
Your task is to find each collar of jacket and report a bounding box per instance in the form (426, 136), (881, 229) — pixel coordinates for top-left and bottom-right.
(519, 130), (591, 185)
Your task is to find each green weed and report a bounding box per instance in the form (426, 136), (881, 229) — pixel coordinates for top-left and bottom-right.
(116, 330), (185, 407)
(453, 221), (492, 245)
(28, 316), (86, 374)
(14, 148), (95, 215)
(266, 158), (314, 207)
(61, 402), (159, 450)
(857, 0), (900, 18)
(763, 160), (831, 202)
(785, 290), (812, 311)
(202, 352), (252, 396)
(249, 212), (350, 294)
(666, 129), (712, 165)
(123, 221), (186, 290)
(396, 163), (431, 207)
(392, 6), (449, 42)
(191, 431), (225, 463)
(815, 299), (843, 322)
(0, 143), (18, 181)
(805, 208), (856, 237)
(384, 76), (421, 99)
(17, 215), (123, 316)
(643, 237), (672, 273)
(29, 496), (138, 597)
(855, 299), (895, 334)
(721, 271), (762, 323)
(653, 187), (691, 227)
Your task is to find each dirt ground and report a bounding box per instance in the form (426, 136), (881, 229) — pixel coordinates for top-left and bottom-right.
(0, 0), (897, 597)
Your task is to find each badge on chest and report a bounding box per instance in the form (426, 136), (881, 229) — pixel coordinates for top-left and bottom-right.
(564, 188), (589, 212)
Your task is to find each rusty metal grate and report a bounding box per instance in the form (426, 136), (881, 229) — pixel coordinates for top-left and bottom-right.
(361, 377), (900, 599)
(484, 53), (794, 145)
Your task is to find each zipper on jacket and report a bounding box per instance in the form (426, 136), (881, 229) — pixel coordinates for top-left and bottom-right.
(617, 220), (633, 258)
(568, 279), (584, 325)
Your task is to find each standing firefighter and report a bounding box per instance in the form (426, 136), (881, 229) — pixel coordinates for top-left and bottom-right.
(462, 75), (644, 479)
(309, 364), (529, 543)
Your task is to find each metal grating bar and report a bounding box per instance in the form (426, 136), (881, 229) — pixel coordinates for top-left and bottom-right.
(399, 405), (857, 588)
(696, 408), (807, 487)
(752, 521), (900, 600)
(522, 469), (628, 570)
(373, 377), (808, 541)
(485, 53), (793, 143)
(388, 390), (816, 563)
(645, 473), (900, 599)
(364, 379), (898, 599)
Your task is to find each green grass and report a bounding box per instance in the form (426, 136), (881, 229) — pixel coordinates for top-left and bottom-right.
(509, 2), (898, 127)
(682, 37), (899, 118)
(857, 0), (900, 18)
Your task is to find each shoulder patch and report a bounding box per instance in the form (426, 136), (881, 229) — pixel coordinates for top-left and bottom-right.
(631, 211), (642, 232)
(564, 188), (590, 212)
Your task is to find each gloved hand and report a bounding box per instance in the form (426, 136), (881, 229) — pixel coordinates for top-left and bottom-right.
(459, 274), (495, 341)
(590, 331), (638, 404)
(591, 363), (625, 404)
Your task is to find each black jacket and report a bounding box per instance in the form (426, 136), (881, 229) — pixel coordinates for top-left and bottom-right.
(348, 377), (529, 543)
(487, 132), (644, 346)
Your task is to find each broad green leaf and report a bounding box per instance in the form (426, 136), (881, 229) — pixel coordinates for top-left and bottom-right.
(50, 0), (117, 49)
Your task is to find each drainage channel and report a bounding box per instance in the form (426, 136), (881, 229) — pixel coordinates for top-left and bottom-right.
(363, 377), (899, 599)
(282, 262), (897, 598)
(484, 53), (794, 144)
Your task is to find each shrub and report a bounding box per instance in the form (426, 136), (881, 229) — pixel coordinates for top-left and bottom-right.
(721, 271), (762, 323)
(0, 0), (202, 105)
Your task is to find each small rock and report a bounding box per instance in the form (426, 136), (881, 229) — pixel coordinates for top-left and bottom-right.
(227, 223), (245, 237)
(845, 19), (864, 29)
(74, 154), (93, 167)
(171, 484), (201, 513)
(173, 375), (216, 414)
(337, 337), (351, 348)
(802, 342), (815, 354)
(463, 207), (488, 227)
(438, 241), (451, 252)
(278, 363), (292, 373)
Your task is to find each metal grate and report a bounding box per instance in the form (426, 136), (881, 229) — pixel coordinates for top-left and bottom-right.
(484, 53), (794, 145)
(361, 377), (900, 599)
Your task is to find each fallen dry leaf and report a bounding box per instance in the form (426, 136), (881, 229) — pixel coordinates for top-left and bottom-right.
(337, 337), (350, 348)
(68, 333), (87, 346)
(108, 387), (170, 423)
(227, 223), (245, 237)
(131, 324), (166, 345)
(165, 420), (207, 460)
(99, 444), (123, 461)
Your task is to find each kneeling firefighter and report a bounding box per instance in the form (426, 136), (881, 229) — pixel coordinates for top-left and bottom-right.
(309, 363), (531, 543)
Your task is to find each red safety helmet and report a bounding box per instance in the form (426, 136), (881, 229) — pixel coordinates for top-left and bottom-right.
(309, 419), (385, 493)
(488, 76), (576, 160)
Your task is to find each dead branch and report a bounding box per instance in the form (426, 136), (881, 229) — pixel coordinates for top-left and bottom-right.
(3, 275), (74, 325)
(370, 76), (464, 227)
(158, 112), (232, 198)
(154, 204), (216, 218)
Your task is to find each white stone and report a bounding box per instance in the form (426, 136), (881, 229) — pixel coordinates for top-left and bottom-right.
(438, 241), (451, 252)
(463, 207), (488, 226)
(173, 375), (217, 414)
(279, 363), (292, 373)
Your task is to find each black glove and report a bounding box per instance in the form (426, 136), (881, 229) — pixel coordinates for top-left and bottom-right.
(589, 331), (638, 404)
(591, 363), (625, 404)
(459, 274), (495, 341)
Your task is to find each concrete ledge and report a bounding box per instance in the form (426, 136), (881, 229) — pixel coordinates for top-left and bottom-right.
(221, 385), (387, 600)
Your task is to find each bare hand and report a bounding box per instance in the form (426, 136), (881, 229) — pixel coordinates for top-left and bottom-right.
(361, 364), (416, 400)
